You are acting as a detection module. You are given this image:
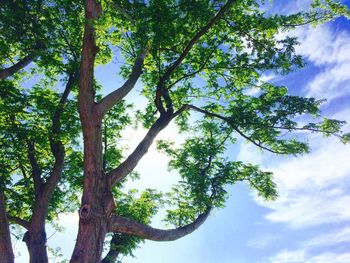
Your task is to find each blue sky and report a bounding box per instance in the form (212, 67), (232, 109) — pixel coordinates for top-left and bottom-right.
(12, 1), (350, 262)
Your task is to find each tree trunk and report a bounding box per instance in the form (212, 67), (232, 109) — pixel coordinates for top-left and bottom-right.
(22, 215), (48, 263)
(22, 194), (52, 263)
(70, 121), (114, 262)
(0, 190), (14, 263)
(27, 229), (48, 263)
(70, 2), (114, 261)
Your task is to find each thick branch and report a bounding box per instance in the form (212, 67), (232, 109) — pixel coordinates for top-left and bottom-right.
(100, 234), (121, 263)
(26, 141), (43, 196)
(78, 0), (101, 119)
(107, 113), (174, 187)
(108, 209), (211, 241)
(107, 106), (187, 187)
(7, 215), (30, 230)
(0, 54), (33, 80)
(41, 72), (77, 206)
(96, 51), (147, 117)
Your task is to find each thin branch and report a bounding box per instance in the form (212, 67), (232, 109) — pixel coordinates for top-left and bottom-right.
(155, 0), (236, 113)
(108, 208), (211, 241)
(186, 104), (284, 154)
(282, 13), (333, 28)
(112, 2), (135, 24)
(160, 0), (235, 82)
(96, 51), (147, 117)
(266, 125), (344, 139)
(167, 47), (217, 89)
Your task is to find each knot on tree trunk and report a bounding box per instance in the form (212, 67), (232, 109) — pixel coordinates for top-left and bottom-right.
(79, 204), (91, 221)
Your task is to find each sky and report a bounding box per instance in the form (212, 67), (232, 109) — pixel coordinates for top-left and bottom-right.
(11, 0), (350, 262)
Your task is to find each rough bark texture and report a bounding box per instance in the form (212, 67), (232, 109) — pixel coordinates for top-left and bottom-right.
(25, 192), (52, 263)
(0, 190), (14, 263)
(70, 1), (112, 261)
(24, 226), (48, 263)
(70, 121), (112, 262)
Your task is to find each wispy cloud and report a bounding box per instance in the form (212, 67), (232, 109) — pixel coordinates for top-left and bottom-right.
(236, 141), (264, 165)
(255, 131), (350, 228)
(247, 234), (280, 249)
(250, 19), (350, 260)
(269, 249), (306, 263)
(294, 25), (350, 101)
(304, 226), (350, 248)
(270, 250), (350, 263)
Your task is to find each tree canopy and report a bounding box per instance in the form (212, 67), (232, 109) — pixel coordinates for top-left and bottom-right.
(0, 0), (349, 262)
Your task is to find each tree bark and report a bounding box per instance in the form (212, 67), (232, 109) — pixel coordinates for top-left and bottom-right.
(23, 226), (48, 263)
(0, 190), (14, 263)
(70, 1), (115, 261)
(70, 120), (112, 262)
(108, 208), (211, 241)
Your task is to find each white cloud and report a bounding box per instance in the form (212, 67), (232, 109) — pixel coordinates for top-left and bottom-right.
(264, 192), (350, 228)
(270, 250), (350, 263)
(306, 61), (350, 101)
(295, 27), (350, 66)
(263, 0), (313, 15)
(269, 249), (306, 263)
(255, 136), (350, 228)
(236, 141), (264, 165)
(292, 25), (350, 101)
(283, 0), (313, 14)
(253, 106), (350, 228)
(304, 226), (350, 248)
(307, 252), (350, 263)
(247, 234), (280, 249)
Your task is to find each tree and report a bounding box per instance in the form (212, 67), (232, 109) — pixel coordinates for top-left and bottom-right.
(0, 0), (349, 262)
(0, 1), (83, 262)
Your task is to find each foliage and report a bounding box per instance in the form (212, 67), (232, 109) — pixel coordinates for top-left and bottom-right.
(0, 0), (349, 262)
